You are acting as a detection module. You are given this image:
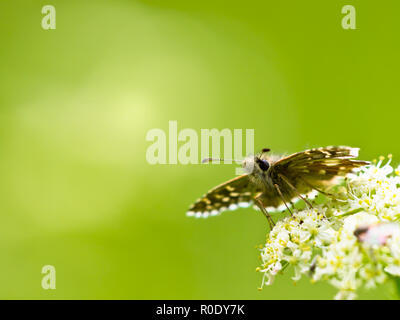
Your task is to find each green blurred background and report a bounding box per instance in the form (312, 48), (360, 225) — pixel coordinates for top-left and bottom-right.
(0, 0), (399, 299)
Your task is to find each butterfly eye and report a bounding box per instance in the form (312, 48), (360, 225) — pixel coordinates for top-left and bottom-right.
(257, 159), (270, 171)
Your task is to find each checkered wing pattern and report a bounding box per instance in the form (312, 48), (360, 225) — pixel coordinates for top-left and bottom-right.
(186, 174), (261, 218)
(271, 146), (370, 189)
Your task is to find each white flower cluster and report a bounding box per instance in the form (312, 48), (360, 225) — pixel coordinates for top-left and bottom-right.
(257, 156), (400, 299)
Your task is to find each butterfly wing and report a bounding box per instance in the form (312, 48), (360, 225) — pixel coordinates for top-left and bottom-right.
(188, 146), (369, 217)
(270, 146), (369, 194)
(186, 174), (261, 218)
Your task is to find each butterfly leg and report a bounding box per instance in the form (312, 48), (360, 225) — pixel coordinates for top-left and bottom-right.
(273, 183), (293, 216)
(254, 195), (275, 230)
(278, 174), (313, 209)
(300, 178), (345, 202)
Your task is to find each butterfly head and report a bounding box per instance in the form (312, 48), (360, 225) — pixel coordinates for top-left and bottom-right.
(242, 148), (271, 175)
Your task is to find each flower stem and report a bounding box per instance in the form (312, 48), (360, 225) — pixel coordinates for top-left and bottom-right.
(334, 207), (364, 219)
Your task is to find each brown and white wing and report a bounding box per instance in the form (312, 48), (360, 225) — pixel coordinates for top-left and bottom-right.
(186, 174), (261, 218)
(271, 146), (370, 192)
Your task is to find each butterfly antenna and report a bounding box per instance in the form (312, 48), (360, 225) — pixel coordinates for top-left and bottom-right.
(202, 158), (242, 164)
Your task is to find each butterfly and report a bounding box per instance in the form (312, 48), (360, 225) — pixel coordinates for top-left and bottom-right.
(186, 146), (369, 228)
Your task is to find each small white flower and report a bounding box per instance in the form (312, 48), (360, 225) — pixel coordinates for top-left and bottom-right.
(385, 265), (400, 276)
(258, 157), (400, 299)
